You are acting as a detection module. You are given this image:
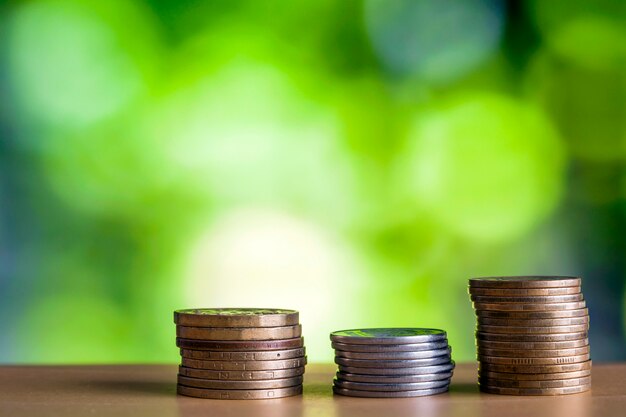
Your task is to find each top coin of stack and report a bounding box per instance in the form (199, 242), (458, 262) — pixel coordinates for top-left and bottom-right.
(330, 328), (455, 398)
(174, 308), (306, 399)
(469, 276), (591, 396)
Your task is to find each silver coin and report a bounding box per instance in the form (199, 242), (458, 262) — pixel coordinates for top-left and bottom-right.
(337, 371), (453, 384)
(333, 385), (448, 398)
(335, 355), (451, 368)
(334, 378), (450, 392)
(332, 340), (449, 352)
(338, 361), (455, 376)
(476, 331), (588, 342)
(330, 328), (446, 345)
(471, 294), (584, 303)
(334, 347), (451, 360)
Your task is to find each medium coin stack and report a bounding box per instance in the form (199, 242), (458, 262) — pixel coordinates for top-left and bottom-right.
(174, 308), (306, 399)
(469, 276), (591, 395)
(330, 328), (455, 398)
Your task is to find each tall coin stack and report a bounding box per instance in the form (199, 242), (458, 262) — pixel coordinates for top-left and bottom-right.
(469, 276), (591, 395)
(330, 328), (455, 398)
(174, 308), (306, 399)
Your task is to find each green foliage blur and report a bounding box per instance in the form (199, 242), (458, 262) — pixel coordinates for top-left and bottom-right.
(1, 0), (625, 363)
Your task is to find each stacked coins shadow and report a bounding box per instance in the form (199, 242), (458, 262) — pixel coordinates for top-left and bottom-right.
(174, 308), (306, 399)
(330, 328), (455, 398)
(469, 276), (591, 395)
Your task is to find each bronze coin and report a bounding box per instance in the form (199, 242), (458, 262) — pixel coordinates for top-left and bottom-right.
(477, 316), (589, 327)
(478, 383), (590, 395)
(477, 345), (590, 358)
(181, 356), (306, 371)
(177, 374), (303, 389)
(178, 365), (305, 380)
(177, 384), (302, 399)
(476, 338), (589, 350)
(478, 376), (591, 389)
(468, 287), (581, 296)
(476, 324), (589, 334)
(478, 369), (591, 381)
(180, 347), (306, 361)
(176, 324), (302, 341)
(477, 353), (590, 365)
(176, 337), (304, 351)
(473, 301), (586, 312)
(469, 276), (581, 289)
(174, 308), (299, 327)
(471, 294), (584, 303)
(478, 360), (592, 374)
(476, 331), (588, 342)
(476, 308), (589, 319)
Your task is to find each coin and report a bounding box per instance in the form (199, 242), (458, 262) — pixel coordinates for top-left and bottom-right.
(181, 356), (307, 371)
(469, 276), (581, 289)
(180, 347), (306, 361)
(478, 383), (590, 395)
(476, 308), (589, 319)
(477, 316), (589, 327)
(335, 355), (451, 368)
(477, 353), (590, 365)
(334, 348), (451, 360)
(471, 294), (584, 304)
(332, 341), (449, 352)
(337, 371), (453, 384)
(477, 346), (590, 358)
(477, 338), (589, 350)
(476, 331), (588, 342)
(177, 384), (303, 399)
(478, 360), (592, 374)
(473, 301), (586, 311)
(478, 369), (591, 381)
(334, 378), (449, 392)
(176, 324), (302, 341)
(330, 328), (447, 345)
(338, 361), (455, 375)
(176, 337), (304, 351)
(177, 374), (303, 390)
(476, 324), (589, 334)
(468, 287), (581, 296)
(174, 308), (299, 327)
(478, 376), (591, 389)
(178, 365), (305, 380)
(333, 385), (448, 398)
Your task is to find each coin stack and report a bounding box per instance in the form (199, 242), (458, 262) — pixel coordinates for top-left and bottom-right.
(174, 308), (306, 399)
(469, 276), (591, 395)
(330, 328), (455, 398)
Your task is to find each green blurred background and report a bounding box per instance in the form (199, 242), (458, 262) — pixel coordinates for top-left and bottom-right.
(1, 0), (625, 364)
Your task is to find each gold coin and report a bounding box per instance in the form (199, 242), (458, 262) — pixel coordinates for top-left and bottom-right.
(469, 276), (581, 289)
(177, 384), (303, 399)
(176, 324), (302, 340)
(479, 360), (592, 374)
(477, 353), (590, 365)
(479, 383), (590, 395)
(468, 287), (581, 296)
(478, 376), (590, 389)
(476, 331), (587, 342)
(180, 347), (305, 361)
(176, 337), (304, 351)
(477, 316), (589, 327)
(476, 324), (589, 334)
(473, 301), (586, 311)
(478, 369), (591, 381)
(476, 308), (588, 319)
(471, 294), (584, 303)
(181, 356), (306, 371)
(178, 365), (305, 380)
(477, 345), (590, 358)
(476, 338), (589, 350)
(177, 374), (303, 389)
(174, 308), (299, 327)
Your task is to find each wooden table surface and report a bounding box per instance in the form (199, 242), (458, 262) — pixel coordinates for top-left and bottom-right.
(1, 363), (624, 417)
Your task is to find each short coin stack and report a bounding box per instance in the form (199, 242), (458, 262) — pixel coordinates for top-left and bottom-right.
(174, 308), (306, 399)
(330, 328), (455, 398)
(469, 276), (591, 395)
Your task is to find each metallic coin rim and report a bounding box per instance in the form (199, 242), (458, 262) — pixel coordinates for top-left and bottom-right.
(471, 294), (584, 303)
(174, 308), (299, 327)
(476, 324), (589, 334)
(469, 276), (581, 288)
(477, 317), (589, 327)
(177, 384), (303, 399)
(335, 355), (451, 368)
(178, 365), (305, 380)
(477, 346), (590, 358)
(181, 356), (307, 371)
(478, 369), (591, 381)
(476, 308), (589, 319)
(334, 347), (451, 360)
(177, 374), (303, 389)
(180, 347), (306, 361)
(468, 287), (581, 296)
(330, 328), (447, 345)
(476, 338), (589, 350)
(176, 324), (302, 341)
(478, 383), (591, 395)
(338, 361), (455, 375)
(176, 337), (304, 351)
(337, 371), (453, 384)
(478, 376), (591, 389)
(331, 341), (449, 352)
(473, 301), (587, 311)
(476, 331), (588, 342)
(478, 360), (592, 374)
(477, 353), (591, 365)
(333, 385), (449, 398)
(334, 378), (450, 392)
